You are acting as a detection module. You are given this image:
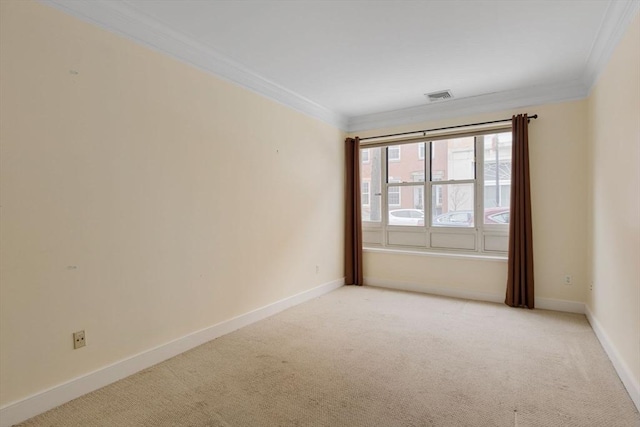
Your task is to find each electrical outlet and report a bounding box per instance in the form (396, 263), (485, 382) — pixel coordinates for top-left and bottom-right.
(315, 265), (319, 274)
(73, 330), (86, 349)
(564, 275), (572, 285)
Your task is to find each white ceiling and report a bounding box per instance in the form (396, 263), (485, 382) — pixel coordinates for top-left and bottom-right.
(45, 0), (639, 131)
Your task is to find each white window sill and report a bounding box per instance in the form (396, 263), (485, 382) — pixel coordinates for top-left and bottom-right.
(363, 246), (508, 262)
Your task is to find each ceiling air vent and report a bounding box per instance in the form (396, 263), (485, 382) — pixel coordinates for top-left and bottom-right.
(425, 90), (453, 102)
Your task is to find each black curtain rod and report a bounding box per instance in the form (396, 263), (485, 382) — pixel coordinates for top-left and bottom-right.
(359, 114), (538, 141)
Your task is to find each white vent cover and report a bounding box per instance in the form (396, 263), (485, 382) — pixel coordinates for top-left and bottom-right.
(425, 90), (453, 102)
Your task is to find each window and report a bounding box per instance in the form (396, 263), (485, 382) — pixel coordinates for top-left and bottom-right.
(388, 179), (401, 206)
(386, 142), (425, 225)
(360, 130), (512, 254)
(430, 138), (475, 228)
(362, 181), (370, 206)
(483, 133), (512, 225)
(434, 185), (443, 211)
(412, 172), (425, 210)
(387, 146), (400, 161)
(361, 149), (370, 163)
(360, 147), (382, 223)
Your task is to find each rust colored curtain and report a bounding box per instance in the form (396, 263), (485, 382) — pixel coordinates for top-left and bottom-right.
(505, 114), (535, 308)
(345, 137), (363, 285)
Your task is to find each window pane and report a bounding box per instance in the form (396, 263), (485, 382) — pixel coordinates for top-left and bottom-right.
(431, 183), (475, 227)
(388, 185), (424, 226)
(483, 132), (512, 225)
(387, 142), (425, 184)
(361, 147), (382, 222)
(431, 137), (475, 181)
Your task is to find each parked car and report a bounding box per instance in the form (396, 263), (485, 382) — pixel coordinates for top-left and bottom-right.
(484, 207), (510, 224)
(433, 210), (474, 227)
(388, 209), (424, 226)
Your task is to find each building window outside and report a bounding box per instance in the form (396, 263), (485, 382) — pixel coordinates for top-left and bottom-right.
(412, 171), (425, 210)
(434, 186), (443, 214)
(361, 149), (370, 163)
(388, 178), (401, 206)
(388, 146), (400, 161)
(362, 181), (370, 205)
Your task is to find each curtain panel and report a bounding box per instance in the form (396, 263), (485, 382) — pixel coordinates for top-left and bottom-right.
(505, 114), (535, 308)
(345, 137), (363, 285)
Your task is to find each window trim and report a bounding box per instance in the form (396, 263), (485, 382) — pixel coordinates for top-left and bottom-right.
(360, 126), (512, 256)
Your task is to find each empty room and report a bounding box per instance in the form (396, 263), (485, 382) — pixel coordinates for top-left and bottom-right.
(1, 0), (638, 426)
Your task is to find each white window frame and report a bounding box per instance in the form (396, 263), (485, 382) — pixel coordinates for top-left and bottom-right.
(360, 128), (511, 255)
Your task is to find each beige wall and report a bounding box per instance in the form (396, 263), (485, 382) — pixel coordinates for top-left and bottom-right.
(587, 12), (640, 388)
(358, 100), (589, 303)
(0, 1), (344, 405)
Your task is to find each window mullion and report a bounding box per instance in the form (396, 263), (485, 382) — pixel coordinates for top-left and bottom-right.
(425, 142), (432, 236)
(476, 136), (484, 235)
(391, 182), (428, 187)
(382, 148), (389, 233)
(434, 179), (476, 185)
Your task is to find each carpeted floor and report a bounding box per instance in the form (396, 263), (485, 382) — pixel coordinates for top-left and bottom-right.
(17, 286), (640, 426)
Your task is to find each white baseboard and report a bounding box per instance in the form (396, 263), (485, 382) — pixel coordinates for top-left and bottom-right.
(0, 278), (345, 427)
(585, 304), (640, 411)
(365, 277), (586, 314)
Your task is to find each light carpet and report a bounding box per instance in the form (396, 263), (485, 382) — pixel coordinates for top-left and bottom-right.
(17, 286), (640, 426)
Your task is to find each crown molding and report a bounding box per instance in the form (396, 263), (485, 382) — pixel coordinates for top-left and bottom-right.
(582, 0), (640, 91)
(40, 0), (637, 134)
(347, 80), (589, 132)
(40, 0), (349, 130)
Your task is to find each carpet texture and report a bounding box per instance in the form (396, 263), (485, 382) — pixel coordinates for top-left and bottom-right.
(17, 286), (640, 426)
